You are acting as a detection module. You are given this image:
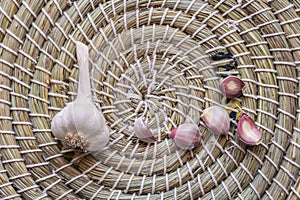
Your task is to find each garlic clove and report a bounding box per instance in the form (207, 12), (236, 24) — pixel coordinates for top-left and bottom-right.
(133, 117), (156, 143)
(201, 106), (230, 135)
(220, 76), (245, 98)
(237, 113), (262, 145)
(170, 124), (202, 150)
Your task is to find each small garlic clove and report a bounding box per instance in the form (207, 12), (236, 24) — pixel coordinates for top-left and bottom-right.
(170, 124), (202, 150)
(134, 117), (156, 143)
(237, 114), (262, 145)
(201, 106), (230, 135)
(220, 76), (245, 98)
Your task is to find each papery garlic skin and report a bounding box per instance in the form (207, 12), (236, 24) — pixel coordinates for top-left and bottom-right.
(51, 41), (109, 152)
(51, 104), (76, 140)
(170, 124), (202, 150)
(201, 106), (230, 135)
(134, 117), (156, 143)
(220, 76), (245, 98)
(237, 114), (262, 145)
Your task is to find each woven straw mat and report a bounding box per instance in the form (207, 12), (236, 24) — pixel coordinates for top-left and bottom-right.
(0, 0), (300, 199)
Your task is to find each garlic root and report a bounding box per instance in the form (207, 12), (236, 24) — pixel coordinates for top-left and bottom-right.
(65, 133), (88, 152)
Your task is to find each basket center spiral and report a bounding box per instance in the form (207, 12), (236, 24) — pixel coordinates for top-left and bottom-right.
(91, 25), (220, 142)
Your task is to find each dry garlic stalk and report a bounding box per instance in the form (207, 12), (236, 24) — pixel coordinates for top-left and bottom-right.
(51, 41), (109, 153)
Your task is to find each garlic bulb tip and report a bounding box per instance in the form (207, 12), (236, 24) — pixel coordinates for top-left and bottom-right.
(170, 127), (178, 139)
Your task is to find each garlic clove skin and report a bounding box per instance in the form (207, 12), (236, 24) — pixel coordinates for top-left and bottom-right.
(170, 124), (202, 150)
(237, 113), (262, 145)
(51, 104), (76, 140)
(201, 106), (230, 135)
(220, 76), (245, 98)
(133, 117), (156, 143)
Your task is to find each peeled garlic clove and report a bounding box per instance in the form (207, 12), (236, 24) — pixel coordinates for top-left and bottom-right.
(237, 114), (262, 145)
(220, 76), (245, 98)
(134, 117), (156, 143)
(201, 106), (230, 135)
(170, 124), (202, 150)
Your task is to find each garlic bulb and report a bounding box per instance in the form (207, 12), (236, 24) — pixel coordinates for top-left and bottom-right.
(51, 41), (109, 152)
(170, 124), (202, 150)
(220, 76), (245, 98)
(237, 114), (262, 145)
(201, 106), (230, 135)
(133, 117), (156, 143)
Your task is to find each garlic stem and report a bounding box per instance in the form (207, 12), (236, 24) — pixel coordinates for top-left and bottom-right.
(76, 41), (92, 101)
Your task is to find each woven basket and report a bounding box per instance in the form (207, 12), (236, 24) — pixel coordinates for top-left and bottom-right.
(0, 0), (300, 199)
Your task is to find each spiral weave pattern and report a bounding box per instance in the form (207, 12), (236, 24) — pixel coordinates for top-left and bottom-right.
(0, 0), (299, 199)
